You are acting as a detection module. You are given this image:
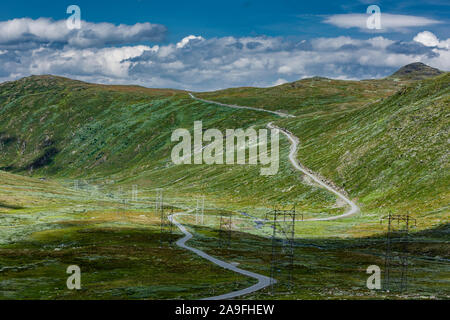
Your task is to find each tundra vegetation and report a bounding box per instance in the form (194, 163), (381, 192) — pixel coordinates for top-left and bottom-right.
(0, 63), (448, 299)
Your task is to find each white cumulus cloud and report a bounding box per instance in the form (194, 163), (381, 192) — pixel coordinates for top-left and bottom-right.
(0, 18), (167, 49)
(414, 31), (450, 49)
(176, 35), (204, 48)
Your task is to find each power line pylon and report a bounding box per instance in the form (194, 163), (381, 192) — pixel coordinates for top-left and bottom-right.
(381, 213), (416, 293)
(265, 205), (296, 295)
(117, 186), (128, 205)
(156, 188), (165, 246)
(169, 206), (175, 239)
(156, 189), (175, 246)
(131, 185), (138, 202)
(219, 212), (232, 248)
(195, 197), (205, 225)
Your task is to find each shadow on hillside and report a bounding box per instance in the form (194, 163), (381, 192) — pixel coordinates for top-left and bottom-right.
(186, 221), (450, 259)
(0, 201), (24, 209)
(0, 133), (17, 147)
(25, 147), (59, 170)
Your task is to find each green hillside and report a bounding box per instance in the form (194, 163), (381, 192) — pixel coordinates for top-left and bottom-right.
(196, 77), (400, 116)
(0, 66), (448, 300)
(280, 73), (449, 219)
(0, 75), (184, 176)
(0, 75), (343, 214)
(0, 70), (448, 226)
(197, 72), (450, 231)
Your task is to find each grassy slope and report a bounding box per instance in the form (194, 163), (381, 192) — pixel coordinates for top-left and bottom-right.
(0, 72), (448, 299)
(197, 74), (450, 231)
(192, 73), (449, 300)
(1, 73), (447, 227)
(0, 75), (342, 213)
(196, 77), (399, 116)
(0, 75), (184, 176)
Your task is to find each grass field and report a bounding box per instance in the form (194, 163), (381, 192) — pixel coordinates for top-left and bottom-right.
(0, 66), (448, 299)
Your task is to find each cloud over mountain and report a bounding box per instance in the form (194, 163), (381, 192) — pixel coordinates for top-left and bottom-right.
(0, 18), (448, 90)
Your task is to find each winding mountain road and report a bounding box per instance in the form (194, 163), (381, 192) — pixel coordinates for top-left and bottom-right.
(189, 93), (295, 118)
(169, 213), (275, 300)
(190, 93), (359, 220)
(166, 93), (360, 299)
(268, 123), (360, 221)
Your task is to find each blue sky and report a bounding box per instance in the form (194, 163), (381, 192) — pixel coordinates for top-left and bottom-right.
(0, 0), (448, 90)
(1, 0), (448, 41)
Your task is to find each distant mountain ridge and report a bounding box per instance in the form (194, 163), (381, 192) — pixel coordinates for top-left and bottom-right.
(389, 62), (444, 80)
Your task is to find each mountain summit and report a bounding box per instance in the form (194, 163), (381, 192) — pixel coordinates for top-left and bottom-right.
(389, 62), (444, 80)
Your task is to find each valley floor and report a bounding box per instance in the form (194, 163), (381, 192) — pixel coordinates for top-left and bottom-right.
(0, 171), (448, 299)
